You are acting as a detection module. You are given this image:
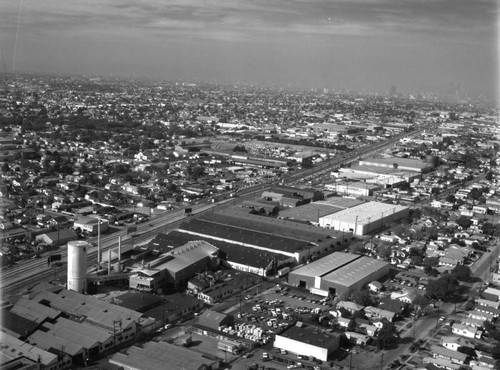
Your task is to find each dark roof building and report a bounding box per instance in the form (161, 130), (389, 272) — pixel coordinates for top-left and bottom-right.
(110, 340), (219, 370)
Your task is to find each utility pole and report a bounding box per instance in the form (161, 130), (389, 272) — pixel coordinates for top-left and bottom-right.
(380, 353), (384, 370)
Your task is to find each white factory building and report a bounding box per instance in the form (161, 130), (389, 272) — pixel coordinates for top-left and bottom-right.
(274, 322), (341, 362)
(318, 201), (409, 236)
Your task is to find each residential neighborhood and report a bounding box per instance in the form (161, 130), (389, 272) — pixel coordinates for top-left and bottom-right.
(0, 73), (499, 370)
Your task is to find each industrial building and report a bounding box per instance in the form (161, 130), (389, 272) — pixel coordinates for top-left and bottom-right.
(149, 230), (290, 276)
(319, 201), (409, 236)
(177, 210), (344, 264)
(128, 240), (219, 292)
(274, 322), (341, 362)
(8, 288), (143, 365)
(110, 340), (220, 370)
(324, 181), (381, 197)
(73, 216), (109, 236)
(35, 228), (78, 247)
(288, 252), (390, 297)
(358, 157), (433, 173)
(0, 332), (67, 370)
(336, 165), (420, 187)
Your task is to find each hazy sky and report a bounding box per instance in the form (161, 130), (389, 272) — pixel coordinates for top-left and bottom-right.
(0, 0), (498, 97)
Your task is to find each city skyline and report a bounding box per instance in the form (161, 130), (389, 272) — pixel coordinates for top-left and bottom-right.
(0, 0), (498, 99)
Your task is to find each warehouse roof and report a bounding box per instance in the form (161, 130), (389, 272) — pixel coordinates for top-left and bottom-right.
(0, 309), (39, 338)
(320, 201), (408, 225)
(0, 332), (58, 366)
(11, 297), (61, 323)
(279, 203), (343, 223)
(359, 157), (431, 170)
(278, 322), (341, 348)
(44, 317), (111, 346)
(28, 330), (84, 356)
(290, 252), (361, 279)
(32, 289), (142, 332)
(322, 257), (390, 287)
(178, 218), (311, 254)
(315, 197), (365, 209)
(154, 231), (289, 268)
(110, 340), (218, 370)
(200, 207), (341, 241)
(153, 240), (218, 274)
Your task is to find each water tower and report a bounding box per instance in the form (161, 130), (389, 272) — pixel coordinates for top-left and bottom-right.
(67, 240), (89, 294)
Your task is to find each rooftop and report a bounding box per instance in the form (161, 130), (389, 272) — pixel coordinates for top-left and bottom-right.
(110, 340), (218, 370)
(290, 252), (361, 279)
(278, 322), (341, 348)
(320, 201), (408, 224)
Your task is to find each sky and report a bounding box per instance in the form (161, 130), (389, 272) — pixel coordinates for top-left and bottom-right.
(0, 0), (498, 98)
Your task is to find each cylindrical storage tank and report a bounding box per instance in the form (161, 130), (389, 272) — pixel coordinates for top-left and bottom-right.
(67, 240), (89, 294)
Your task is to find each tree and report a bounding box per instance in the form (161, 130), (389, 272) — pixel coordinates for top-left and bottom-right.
(375, 319), (399, 349)
(457, 346), (476, 358)
(426, 274), (463, 302)
(491, 343), (500, 359)
(412, 295), (430, 310)
(451, 265), (472, 282)
(376, 244), (392, 260)
(350, 289), (373, 307)
(455, 216), (472, 230)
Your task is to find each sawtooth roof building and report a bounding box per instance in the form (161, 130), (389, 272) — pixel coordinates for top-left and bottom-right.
(288, 252), (390, 297)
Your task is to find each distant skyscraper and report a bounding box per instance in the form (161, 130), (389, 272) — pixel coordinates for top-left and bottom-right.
(390, 85), (397, 96)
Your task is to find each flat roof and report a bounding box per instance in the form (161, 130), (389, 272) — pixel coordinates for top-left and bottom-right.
(278, 203), (343, 223)
(0, 309), (38, 338)
(110, 340), (217, 370)
(0, 332), (58, 366)
(322, 257), (389, 288)
(152, 231), (289, 268)
(359, 157), (431, 169)
(315, 197), (365, 209)
(11, 297), (61, 323)
(179, 218), (311, 254)
(28, 330), (84, 356)
(32, 289), (142, 331)
(278, 323), (341, 348)
(290, 252), (361, 279)
(320, 201), (408, 225)
(201, 207), (342, 241)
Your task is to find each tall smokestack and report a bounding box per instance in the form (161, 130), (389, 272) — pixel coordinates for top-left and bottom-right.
(97, 219), (101, 269)
(118, 236), (121, 273)
(108, 249), (111, 275)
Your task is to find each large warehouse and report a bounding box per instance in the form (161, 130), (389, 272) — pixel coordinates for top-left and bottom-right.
(274, 322), (341, 362)
(318, 201), (409, 236)
(288, 252), (390, 297)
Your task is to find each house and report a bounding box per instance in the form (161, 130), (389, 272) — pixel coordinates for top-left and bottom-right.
(336, 301), (364, 315)
(368, 281), (383, 292)
(364, 306), (396, 322)
(337, 317), (352, 328)
(344, 331), (369, 345)
(452, 323), (479, 339)
(357, 323), (378, 337)
(441, 336), (474, 352)
(430, 345), (467, 365)
(423, 356), (461, 370)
